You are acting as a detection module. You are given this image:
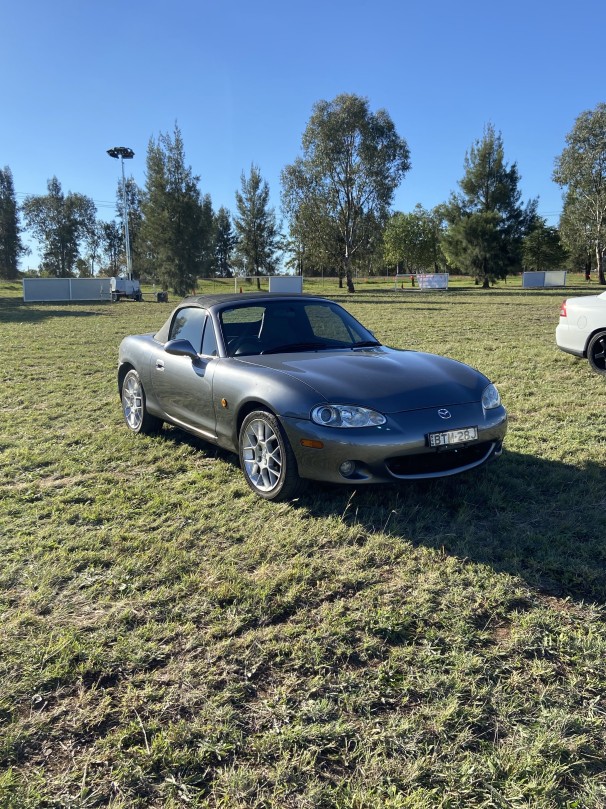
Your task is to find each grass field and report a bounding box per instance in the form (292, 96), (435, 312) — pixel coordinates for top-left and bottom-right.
(1, 276), (605, 808)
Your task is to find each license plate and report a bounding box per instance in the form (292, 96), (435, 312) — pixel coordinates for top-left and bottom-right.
(428, 426), (478, 447)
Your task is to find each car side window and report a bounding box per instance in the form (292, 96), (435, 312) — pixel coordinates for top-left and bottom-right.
(169, 307), (207, 353)
(201, 317), (218, 357)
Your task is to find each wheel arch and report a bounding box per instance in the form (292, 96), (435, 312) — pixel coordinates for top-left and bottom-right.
(118, 362), (135, 395)
(584, 327), (606, 357)
(236, 400), (273, 436)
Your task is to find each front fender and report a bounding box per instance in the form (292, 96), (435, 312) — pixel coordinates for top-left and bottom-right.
(211, 359), (321, 451)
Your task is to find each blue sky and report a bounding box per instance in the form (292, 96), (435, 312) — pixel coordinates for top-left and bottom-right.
(2, 0), (604, 268)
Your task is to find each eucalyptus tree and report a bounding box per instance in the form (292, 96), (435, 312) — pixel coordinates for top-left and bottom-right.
(553, 103), (606, 284)
(442, 125), (536, 287)
(140, 124), (211, 295)
(22, 177), (96, 276)
(383, 205), (444, 273)
(281, 93), (410, 292)
(559, 196), (595, 277)
(233, 164), (281, 286)
(0, 166), (26, 279)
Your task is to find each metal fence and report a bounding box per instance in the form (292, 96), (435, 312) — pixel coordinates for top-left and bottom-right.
(522, 271), (567, 288)
(22, 278), (112, 302)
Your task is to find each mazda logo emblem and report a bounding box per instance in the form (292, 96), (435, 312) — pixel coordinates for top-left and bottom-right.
(438, 409), (452, 419)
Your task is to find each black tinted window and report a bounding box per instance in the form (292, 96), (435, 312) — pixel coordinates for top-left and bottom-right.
(169, 308), (207, 353)
(201, 317), (218, 356)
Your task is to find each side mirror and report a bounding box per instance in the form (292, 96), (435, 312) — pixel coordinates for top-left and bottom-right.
(165, 338), (199, 360)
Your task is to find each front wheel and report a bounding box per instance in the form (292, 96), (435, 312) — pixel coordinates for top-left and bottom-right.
(121, 369), (163, 434)
(587, 331), (606, 376)
(239, 410), (304, 501)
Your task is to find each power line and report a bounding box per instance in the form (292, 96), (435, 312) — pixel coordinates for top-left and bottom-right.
(14, 191), (117, 210)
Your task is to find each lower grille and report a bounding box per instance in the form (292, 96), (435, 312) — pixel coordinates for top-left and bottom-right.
(386, 441), (495, 477)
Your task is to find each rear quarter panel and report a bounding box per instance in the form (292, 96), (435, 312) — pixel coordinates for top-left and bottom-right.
(118, 334), (160, 402)
(558, 296), (606, 356)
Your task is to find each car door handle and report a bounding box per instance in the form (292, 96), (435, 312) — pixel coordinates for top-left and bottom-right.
(156, 359), (165, 371)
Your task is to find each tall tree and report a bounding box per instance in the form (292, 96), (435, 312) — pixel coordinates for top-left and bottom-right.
(442, 125), (536, 287)
(116, 177), (145, 275)
(84, 220), (105, 276)
(198, 193), (216, 278)
(0, 167), (26, 279)
(281, 93), (410, 292)
(559, 194), (595, 277)
(140, 124), (211, 295)
(553, 103), (606, 285)
(233, 165), (280, 286)
(383, 205), (444, 273)
(522, 217), (568, 271)
(213, 206), (238, 277)
(100, 221), (122, 276)
(22, 177), (96, 277)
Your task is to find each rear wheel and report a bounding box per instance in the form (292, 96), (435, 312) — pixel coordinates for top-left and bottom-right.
(121, 369), (163, 434)
(587, 331), (606, 375)
(239, 410), (304, 501)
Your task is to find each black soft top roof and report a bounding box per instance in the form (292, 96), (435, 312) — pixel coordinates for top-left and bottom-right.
(154, 292), (335, 344)
(178, 292), (330, 311)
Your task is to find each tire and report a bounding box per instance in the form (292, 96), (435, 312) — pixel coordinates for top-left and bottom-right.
(239, 410), (304, 501)
(121, 369), (163, 434)
(587, 331), (606, 376)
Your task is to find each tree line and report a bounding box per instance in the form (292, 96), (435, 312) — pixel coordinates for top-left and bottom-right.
(1, 96), (605, 290)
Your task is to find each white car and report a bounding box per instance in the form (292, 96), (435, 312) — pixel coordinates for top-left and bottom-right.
(556, 291), (606, 375)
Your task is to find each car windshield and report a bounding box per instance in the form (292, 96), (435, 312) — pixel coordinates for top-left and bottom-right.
(220, 300), (380, 357)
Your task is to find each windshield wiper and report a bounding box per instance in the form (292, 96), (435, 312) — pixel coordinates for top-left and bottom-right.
(262, 341), (330, 354)
(351, 339), (381, 348)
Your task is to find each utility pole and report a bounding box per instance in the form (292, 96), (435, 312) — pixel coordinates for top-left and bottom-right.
(107, 147), (135, 279)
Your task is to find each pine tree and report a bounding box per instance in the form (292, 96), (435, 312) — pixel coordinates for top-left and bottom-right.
(0, 167), (25, 279)
(140, 124), (212, 295)
(116, 177), (145, 276)
(442, 125), (536, 287)
(213, 207), (238, 277)
(522, 218), (568, 271)
(233, 165), (280, 288)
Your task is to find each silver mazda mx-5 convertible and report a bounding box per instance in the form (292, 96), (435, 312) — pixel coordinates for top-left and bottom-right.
(118, 293), (507, 500)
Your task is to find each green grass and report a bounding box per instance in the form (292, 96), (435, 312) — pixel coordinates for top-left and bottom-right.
(1, 277), (605, 808)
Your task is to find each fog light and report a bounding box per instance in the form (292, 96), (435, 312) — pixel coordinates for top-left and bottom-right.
(339, 460), (356, 477)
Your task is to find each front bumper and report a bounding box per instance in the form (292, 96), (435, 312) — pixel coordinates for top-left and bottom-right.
(282, 403), (508, 484)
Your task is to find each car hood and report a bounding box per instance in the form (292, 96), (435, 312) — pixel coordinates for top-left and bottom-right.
(238, 347), (489, 413)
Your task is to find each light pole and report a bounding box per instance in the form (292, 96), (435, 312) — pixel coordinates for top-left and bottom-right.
(107, 146), (135, 279)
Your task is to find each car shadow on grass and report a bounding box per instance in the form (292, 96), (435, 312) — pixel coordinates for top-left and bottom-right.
(302, 450), (606, 606)
(152, 425), (605, 604)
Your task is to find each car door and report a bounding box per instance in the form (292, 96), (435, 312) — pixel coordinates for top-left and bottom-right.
(151, 307), (219, 440)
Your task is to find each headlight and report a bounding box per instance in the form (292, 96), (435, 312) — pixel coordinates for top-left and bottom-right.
(481, 383), (501, 410)
(311, 404), (386, 428)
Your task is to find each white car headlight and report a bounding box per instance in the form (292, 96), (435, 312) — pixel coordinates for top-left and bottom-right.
(311, 404), (386, 428)
(481, 384), (501, 410)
